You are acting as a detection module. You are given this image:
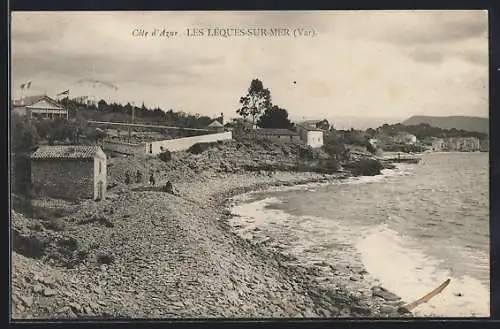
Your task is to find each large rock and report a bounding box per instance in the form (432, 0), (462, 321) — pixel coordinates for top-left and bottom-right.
(344, 157), (383, 176)
(372, 286), (401, 301)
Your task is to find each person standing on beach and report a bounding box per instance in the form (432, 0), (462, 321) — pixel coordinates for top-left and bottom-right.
(125, 171), (131, 184)
(136, 170), (142, 183)
(149, 172), (155, 186)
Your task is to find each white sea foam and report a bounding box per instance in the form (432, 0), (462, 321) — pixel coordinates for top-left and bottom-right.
(356, 224), (490, 317)
(228, 158), (489, 318)
(230, 166), (413, 205)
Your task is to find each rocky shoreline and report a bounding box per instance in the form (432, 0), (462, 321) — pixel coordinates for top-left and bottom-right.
(12, 169), (412, 319)
(210, 172), (412, 318)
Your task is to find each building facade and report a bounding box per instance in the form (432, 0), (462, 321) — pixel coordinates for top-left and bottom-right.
(444, 137), (480, 152)
(253, 128), (301, 142)
(30, 146), (107, 201)
(12, 95), (68, 120)
(296, 124), (324, 148)
(431, 138), (446, 151)
(394, 132), (418, 145)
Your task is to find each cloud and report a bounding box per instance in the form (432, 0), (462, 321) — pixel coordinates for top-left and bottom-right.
(408, 50), (444, 65)
(459, 50), (488, 67)
(376, 10), (487, 45)
(10, 11), (489, 120)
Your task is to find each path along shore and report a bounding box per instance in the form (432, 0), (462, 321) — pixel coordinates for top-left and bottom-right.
(12, 170), (410, 319)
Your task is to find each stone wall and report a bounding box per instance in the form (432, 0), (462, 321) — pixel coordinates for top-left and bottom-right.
(31, 160), (94, 200)
(146, 131), (233, 155)
(102, 140), (146, 155)
(255, 134), (302, 143)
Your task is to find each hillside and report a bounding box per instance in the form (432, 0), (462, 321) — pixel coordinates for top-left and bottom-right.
(11, 138), (400, 319)
(402, 116), (489, 134)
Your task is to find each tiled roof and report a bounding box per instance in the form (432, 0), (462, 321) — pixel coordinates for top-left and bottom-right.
(16, 95), (65, 109)
(208, 120), (224, 127)
(20, 95), (46, 106)
(31, 145), (104, 160)
(255, 128), (298, 136)
(297, 124), (323, 131)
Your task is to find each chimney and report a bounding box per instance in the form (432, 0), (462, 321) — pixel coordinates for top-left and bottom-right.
(220, 112), (224, 125)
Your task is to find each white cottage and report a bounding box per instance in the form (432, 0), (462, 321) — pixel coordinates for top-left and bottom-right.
(296, 124), (324, 148)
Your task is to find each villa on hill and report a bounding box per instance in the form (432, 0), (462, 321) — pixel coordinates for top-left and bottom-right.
(11, 95), (68, 120)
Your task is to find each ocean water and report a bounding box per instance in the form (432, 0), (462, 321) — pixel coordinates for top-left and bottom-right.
(230, 152), (490, 317)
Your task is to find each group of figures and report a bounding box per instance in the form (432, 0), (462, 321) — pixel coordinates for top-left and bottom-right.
(124, 170), (176, 195)
(124, 170), (154, 185)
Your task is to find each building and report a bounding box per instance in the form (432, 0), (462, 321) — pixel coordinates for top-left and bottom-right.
(444, 137), (480, 152)
(393, 132), (417, 145)
(30, 145), (107, 201)
(479, 138), (489, 152)
(207, 120), (225, 133)
(431, 138), (446, 151)
(296, 124), (324, 148)
(12, 95), (68, 120)
(253, 128), (301, 142)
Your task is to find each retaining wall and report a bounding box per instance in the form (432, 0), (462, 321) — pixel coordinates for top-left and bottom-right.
(146, 131), (233, 155)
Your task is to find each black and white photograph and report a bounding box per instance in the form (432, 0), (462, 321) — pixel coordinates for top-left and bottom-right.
(10, 10), (489, 319)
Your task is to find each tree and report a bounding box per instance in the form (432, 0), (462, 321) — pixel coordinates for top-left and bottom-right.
(257, 105), (294, 129)
(323, 132), (348, 161)
(98, 99), (108, 111)
(315, 119), (330, 131)
(365, 128), (377, 138)
(11, 116), (39, 210)
(237, 79), (272, 125)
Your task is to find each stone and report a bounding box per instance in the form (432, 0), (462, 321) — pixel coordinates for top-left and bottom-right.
(43, 288), (57, 297)
(350, 305), (372, 316)
(84, 306), (94, 315)
(372, 287), (401, 301)
(317, 308), (331, 317)
(380, 305), (396, 314)
(69, 302), (83, 314)
(328, 306), (340, 316)
(20, 295), (34, 307)
(397, 306), (412, 315)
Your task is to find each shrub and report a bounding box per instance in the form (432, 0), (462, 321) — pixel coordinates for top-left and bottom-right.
(43, 218), (66, 231)
(321, 158), (342, 173)
(323, 134), (347, 160)
(12, 230), (46, 259)
(158, 150), (172, 162)
(56, 237), (79, 251)
(346, 158), (383, 176)
(298, 147), (316, 161)
(187, 142), (217, 154)
(27, 222), (42, 231)
(76, 249), (89, 262)
(97, 253), (115, 265)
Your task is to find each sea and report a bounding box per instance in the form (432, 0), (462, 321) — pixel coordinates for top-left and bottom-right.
(229, 152), (490, 317)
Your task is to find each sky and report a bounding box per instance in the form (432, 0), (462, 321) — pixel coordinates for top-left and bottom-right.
(11, 10), (488, 126)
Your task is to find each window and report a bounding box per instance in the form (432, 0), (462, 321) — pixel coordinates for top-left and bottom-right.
(99, 161), (102, 174)
(149, 144), (153, 154)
